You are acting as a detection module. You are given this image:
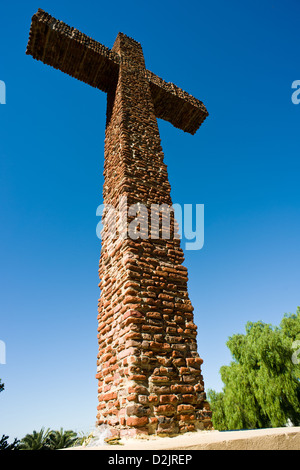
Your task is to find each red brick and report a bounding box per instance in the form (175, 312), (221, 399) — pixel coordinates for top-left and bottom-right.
(25, 17), (212, 435)
(155, 405), (176, 415)
(159, 395), (178, 404)
(126, 416), (149, 427)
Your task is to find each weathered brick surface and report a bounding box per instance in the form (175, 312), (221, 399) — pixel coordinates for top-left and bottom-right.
(26, 10), (212, 437)
(26, 9), (208, 134)
(96, 33), (212, 436)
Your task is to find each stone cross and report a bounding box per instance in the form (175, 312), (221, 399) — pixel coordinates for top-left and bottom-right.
(27, 9), (212, 438)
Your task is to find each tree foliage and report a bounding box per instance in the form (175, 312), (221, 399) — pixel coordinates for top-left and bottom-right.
(208, 307), (300, 430)
(18, 428), (52, 450)
(0, 435), (20, 451)
(47, 428), (78, 449)
(18, 427), (79, 450)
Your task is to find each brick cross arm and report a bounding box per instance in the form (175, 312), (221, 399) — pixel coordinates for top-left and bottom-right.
(26, 9), (208, 134)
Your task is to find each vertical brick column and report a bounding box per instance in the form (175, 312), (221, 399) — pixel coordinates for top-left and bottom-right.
(96, 33), (212, 437)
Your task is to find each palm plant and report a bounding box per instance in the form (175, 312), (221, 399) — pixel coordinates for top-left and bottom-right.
(19, 427), (79, 450)
(47, 428), (78, 449)
(19, 428), (51, 450)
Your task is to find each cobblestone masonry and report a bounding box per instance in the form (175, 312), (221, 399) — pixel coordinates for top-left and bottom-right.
(26, 9), (212, 437)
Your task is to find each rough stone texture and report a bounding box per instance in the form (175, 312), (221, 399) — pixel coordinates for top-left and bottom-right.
(26, 10), (212, 437)
(26, 9), (208, 134)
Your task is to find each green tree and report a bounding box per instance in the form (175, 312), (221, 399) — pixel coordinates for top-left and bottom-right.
(19, 427), (79, 450)
(0, 435), (20, 451)
(208, 307), (300, 430)
(19, 428), (51, 450)
(47, 428), (78, 449)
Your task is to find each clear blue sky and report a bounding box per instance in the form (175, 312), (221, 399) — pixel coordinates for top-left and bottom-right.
(1, 0), (299, 440)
